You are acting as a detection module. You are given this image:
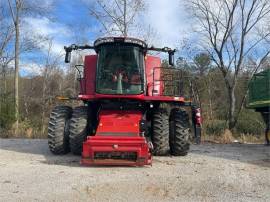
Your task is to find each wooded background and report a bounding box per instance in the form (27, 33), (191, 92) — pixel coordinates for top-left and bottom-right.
(0, 0), (269, 139)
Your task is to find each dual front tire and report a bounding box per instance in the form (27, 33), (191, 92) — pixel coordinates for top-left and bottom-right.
(169, 109), (190, 156)
(48, 106), (72, 154)
(48, 106), (89, 155)
(69, 106), (89, 155)
(152, 108), (191, 156)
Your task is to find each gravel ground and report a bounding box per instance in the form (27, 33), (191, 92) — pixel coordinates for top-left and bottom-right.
(0, 139), (269, 202)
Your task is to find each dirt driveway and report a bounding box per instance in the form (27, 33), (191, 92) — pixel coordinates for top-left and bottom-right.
(0, 139), (269, 202)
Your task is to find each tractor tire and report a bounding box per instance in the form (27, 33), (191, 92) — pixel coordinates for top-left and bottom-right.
(169, 108), (191, 156)
(152, 109), (170, 155)
(48, 106), (72, 155)
(69, 106), (89, 155)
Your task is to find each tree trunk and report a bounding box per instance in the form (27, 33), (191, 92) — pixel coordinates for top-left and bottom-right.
(191, 80), (202, 110)
(4, 64), (7, 114)
(207, 77), (213, 120)
(41, 66), (48, 135)
(41, 82), (46, 135)
(228, 85), (236, 130)
(14, 13), (20, 135)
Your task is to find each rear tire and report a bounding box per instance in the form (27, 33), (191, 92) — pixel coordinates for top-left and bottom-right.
(169, 108), (191, 156)
(152, 109), (170, 155)
(69, 106), (89, 155)
(48, 106), (72, 154)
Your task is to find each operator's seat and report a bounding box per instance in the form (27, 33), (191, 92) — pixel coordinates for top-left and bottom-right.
(130, 71), (142, 92)
(130, 74), (141, 84)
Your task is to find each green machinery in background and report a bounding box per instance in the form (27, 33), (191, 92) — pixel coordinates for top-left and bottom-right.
(248, 69), (270, 109)
(247, 69), (270, 144)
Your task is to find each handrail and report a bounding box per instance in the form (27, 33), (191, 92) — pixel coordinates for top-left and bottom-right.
(152, 67), (193, 97)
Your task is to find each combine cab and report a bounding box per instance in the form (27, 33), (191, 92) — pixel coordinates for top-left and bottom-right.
(48, 37), (201, 166)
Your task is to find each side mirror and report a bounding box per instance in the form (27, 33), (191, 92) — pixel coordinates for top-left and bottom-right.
(64, 46), (72, 63)
(169, 51), (174, 66)
(65, 49), (71, 63)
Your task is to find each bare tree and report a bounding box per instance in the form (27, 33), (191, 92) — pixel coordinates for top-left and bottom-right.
(0, 3), (14, 61)
(187, 0), (270, 129)
(7, 0), (52, 134)
(260, 56), (270, 70)
(7, 0), (21, 133)
(88, 0), (145, 36)
(193, 53), (214, 119)
(0, 2), (14, 117)
(41, 40), (63, 135)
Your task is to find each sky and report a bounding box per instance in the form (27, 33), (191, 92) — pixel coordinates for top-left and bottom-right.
(19, 0), (192, 75)
(5, 0), (270, 76)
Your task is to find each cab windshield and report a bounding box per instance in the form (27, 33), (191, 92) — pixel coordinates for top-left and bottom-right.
(96, 44), (144, 95)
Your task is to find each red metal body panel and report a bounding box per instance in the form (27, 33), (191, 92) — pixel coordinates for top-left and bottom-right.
(81, 110), (152, 166)
(78, 94), (187, 103)
(96, 110), (141, 136)
(83, 55), (97, 95)
(81, 136), (152, 166)
(145, 55), (163, 96)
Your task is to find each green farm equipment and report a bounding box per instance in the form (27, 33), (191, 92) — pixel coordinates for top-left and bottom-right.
(247, 69), (270, 145)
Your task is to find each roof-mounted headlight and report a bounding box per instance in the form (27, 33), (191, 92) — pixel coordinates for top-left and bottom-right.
(94, 37), (114, 46)
(94, 37), (147, 48)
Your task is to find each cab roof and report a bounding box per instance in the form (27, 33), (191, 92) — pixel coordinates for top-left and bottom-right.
(94, 37), (147, 49)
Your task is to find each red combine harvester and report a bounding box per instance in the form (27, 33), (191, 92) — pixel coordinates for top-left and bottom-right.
(48, 37), (201, 166)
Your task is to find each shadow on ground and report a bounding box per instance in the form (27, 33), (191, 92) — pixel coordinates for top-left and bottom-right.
(190, 143), (270, 168)
(0, 139), (82, 167)
(0, 138), (269, 168)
